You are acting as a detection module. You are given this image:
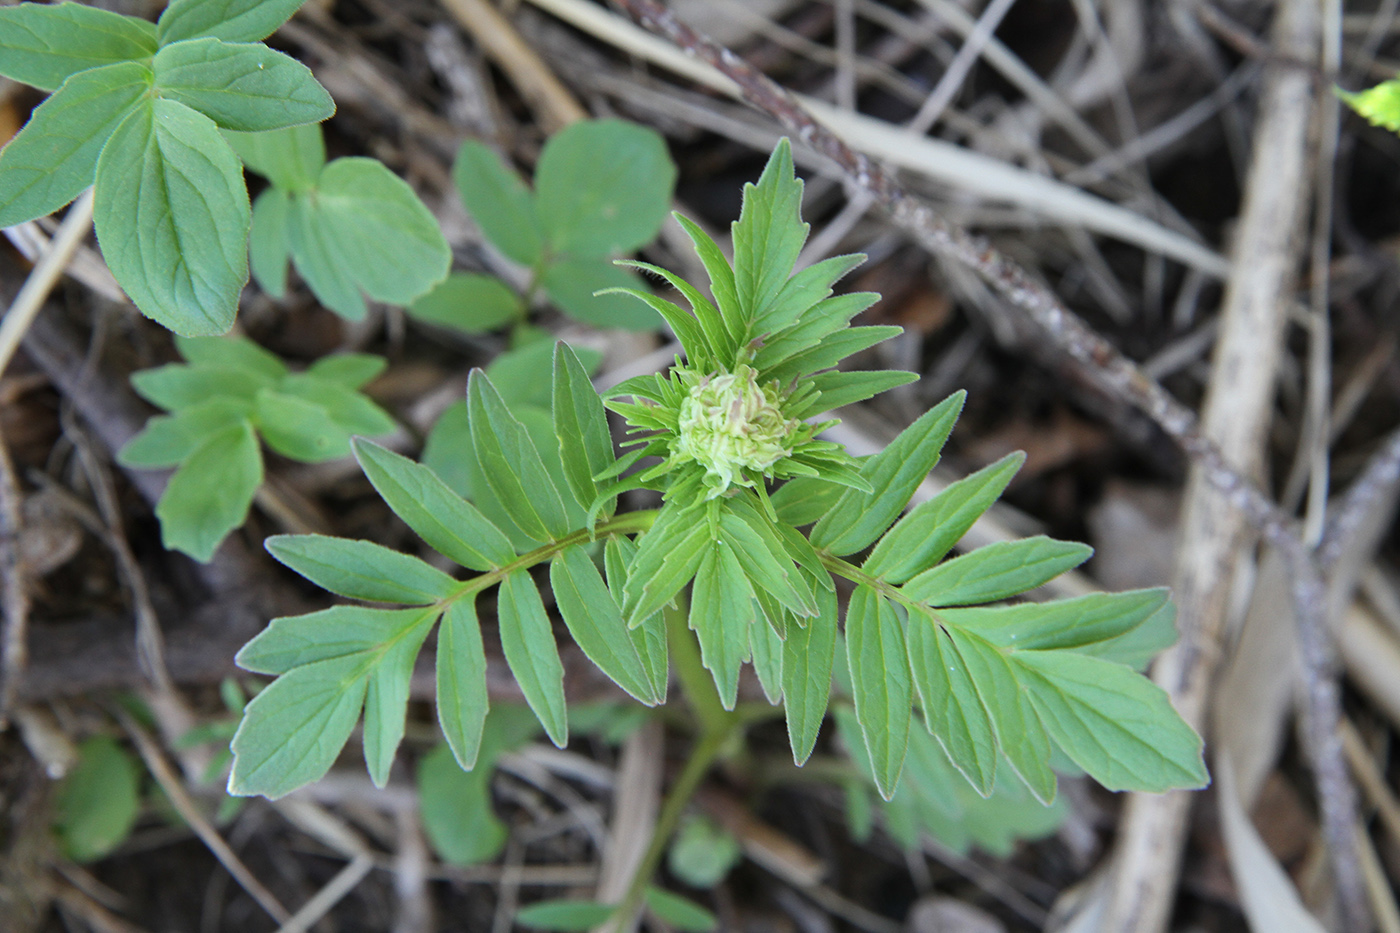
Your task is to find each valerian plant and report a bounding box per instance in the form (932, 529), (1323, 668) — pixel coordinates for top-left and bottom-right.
(0, 0), (337, 336)
(227, 141), (1207, 924)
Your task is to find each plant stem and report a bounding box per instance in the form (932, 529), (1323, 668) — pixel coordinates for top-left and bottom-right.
(603, 605), (739, 931)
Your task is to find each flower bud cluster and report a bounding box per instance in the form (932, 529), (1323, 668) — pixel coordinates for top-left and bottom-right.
(674, 364), (798, 497)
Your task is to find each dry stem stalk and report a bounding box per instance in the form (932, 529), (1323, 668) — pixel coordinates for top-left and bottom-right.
(597, 0), (1368, 928)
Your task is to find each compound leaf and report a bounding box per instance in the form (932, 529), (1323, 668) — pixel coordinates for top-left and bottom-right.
(689, 540), (753, 710)
(732, 138), (806, 333)
(540, 256), (658, 331)
(306, 353), (384, 389)
(534, 119), (675, 257)
(795, 369), (918, 416)
(157, 419), (261, 560)
(1078, 599), (1179, 671)
(436, 598), (490, 770)
(158, 0), (309, 44)
(622, 501), (711, 624)
(353, 438), (516, 572)
(1013, 651), (1208, 792)
(782, 583), (837, 765)
(176, 333), (286, 378)
(553, 342), (616, 515)
(845, 585), (911, 800)
(266, 533), (459, 605)
(0, 60), (150, 228)
(225, 122), (324, 191)
(811, 391), (964, 555)
(467, 370), (570, 542)
(0, 2), (156, 92)
(498, 571), (568, 747)
(236, 605), (435, 675)
(275, 373), (394, 437)
(151, 37), (332, 132)
(94, 98), (249, 336)
(362, 608), (437, 787)
(118, 397), (249, 468)
(606, 537), (668, 700)
(252, 388), (351, 461)
(644, 887), (717, 932)
(550, 545), (658, 705)
(939, 588), (1170, 653)
(130, 363), (270, 410)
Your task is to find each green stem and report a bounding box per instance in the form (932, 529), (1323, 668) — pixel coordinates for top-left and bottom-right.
(605, 604), (739, 930)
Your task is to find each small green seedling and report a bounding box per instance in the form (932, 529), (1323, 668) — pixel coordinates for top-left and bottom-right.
(410, 119), (677, 335)
(223, 141), (1207, 929)
(119, 335), (395, 561)
(0, 0), (335, 335)
(52, 735), (141, 863)
(234, 123), (452, 320)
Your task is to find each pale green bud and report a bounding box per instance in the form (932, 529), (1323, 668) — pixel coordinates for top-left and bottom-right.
(675, 365), (797, 496)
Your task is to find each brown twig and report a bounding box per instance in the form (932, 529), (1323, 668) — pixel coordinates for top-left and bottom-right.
(0, 417), (28, 727)
(599, 0), (1368, 928)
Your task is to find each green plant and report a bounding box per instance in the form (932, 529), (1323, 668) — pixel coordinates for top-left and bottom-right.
(409, 118), (676, 335)
(0, 0), (335, 335)
(235, 122), (452, 320)
(224, 140), (1207, 927)
(118, 334), (395, 561)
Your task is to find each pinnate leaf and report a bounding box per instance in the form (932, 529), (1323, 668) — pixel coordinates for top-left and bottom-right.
(550, 545), (658, 705)
(938, 588), (1170, 653)
(436, 599), (490, 770)
(467, 371), (570, 542)
(0, 61), (150, 228)
(236, 605), (435, 675)
(94, 98), (249, 336)
(266, 534), (459, 605)
(689, 540), (754, 710)
(904, 536), (1092, 607)
(552, 343), (616, 515)
(782, 583), (837, 765)
(540, 256), (659, 331)
(248, 187), (292, 296)
(732, 138), (806, 332)
(362, 610), (437, 786)
(905, 615), (997, 795)
(0, 2), (156, 92)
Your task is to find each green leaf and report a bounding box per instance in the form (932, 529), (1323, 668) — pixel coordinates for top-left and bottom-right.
(236, 605), (438, 675)
(609, 267), (714, 368)
(867, 453), (1026, 585)
(689, 540), (754, 710)
(1078, 599), (1179, 671)
(732, 138), (807, 331)
(553, 343), (616, 515)
(541, 257), (659, 331)
(151, 38), (332, 132)
(622, 501), (711, 624)
(275, 373), (395, 437)
(408, 272), (521, 334)
(748, 604), (784, 704)
(718, 506), (815, 618)
(248, 187), (292, 296)
(265, 534), (459, 604)
(0, 3), (156, 92)
(227, 652), (372, 798)
(306, 353), (385, 389)
(905, 614), (996, 795)
(644, 887), (718, 932)
(845, 585), (911, 800)
(176, 333), (286, 378)
(466, 370), (570, 542)
(362, 609), (437, 787)
(118, 398), (250, 468)
(158, 0), (309, 44)
(782, 583), (836, 765)
(752, 291), (879, 373)
(253, 388), (352, 461)
(0, 61), (150, 228)
(436, 599), (490, 770)
(497, 571), (569, 747)
(157, 419), (261, 560)
(944, 628), (1056, 803)
(289, 157), (451, 318)
(674, 214), (740, 347)
(418, 706), (537, 865)
(534, 119), (676, 257)
(795, 369), (919, 416)
(761, 325), (901, 386)
(753, 252), (865, 334)
(53, 736), (141, 862)
(516, 900), (616, 931)
(811, 391), (964, 555)
(770, 475), (845, 528)
(130, 363), (270, 410)
(550, 545), (658, 706)
(452, 139), (543, 266)
(225, 123), (324, 191)
(668, 816), (742, 889)
(1340, 80), (1400, 133)
(94, 98), (249, 337)
(353, 439), (516, 572)
(1013, 651), (1208, 791)
(903, 536), (1092, 607)
(938, 588), (1170, 652)
(605, 536), (668, 700)
(486, 339), (599, 411)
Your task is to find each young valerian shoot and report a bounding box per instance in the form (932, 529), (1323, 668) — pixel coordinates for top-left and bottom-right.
(227, 140), (1207, 812)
